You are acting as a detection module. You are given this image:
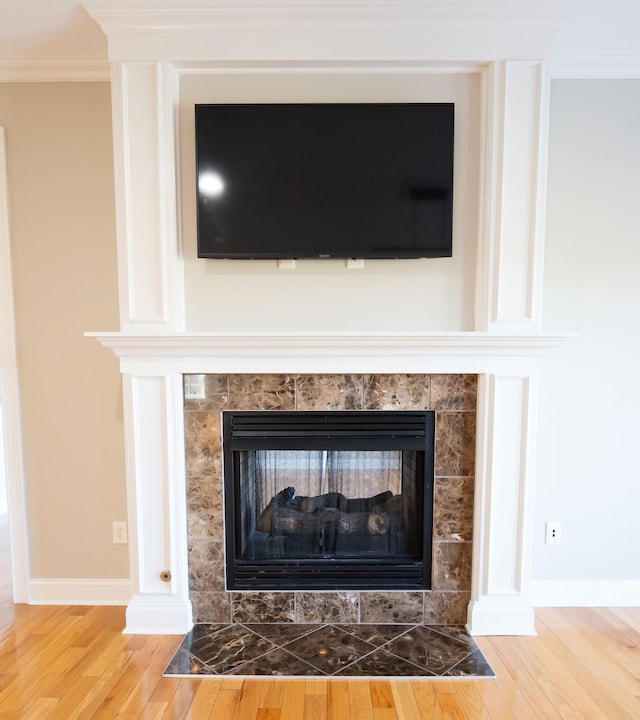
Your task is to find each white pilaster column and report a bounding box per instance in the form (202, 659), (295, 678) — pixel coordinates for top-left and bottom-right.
(466, 59), (551, 634)
(476, 60), (550, 332)
(110, 61), (184, 331)
(468, 364), (541, 635)
(122, 370), (191, 633)
(110, 61), (190, 630)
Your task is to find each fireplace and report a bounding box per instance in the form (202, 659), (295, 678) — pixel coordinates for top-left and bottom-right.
(183, 373), (476, 626)
(223, 410), (434, 590)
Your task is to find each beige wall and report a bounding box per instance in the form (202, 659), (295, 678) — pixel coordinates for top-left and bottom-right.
(0, 83), (127, 579)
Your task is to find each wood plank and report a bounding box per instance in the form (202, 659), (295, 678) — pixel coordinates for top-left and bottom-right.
(473, 637), (539, 719)
(327, 679), (350, 720)
(209, 687), (243, 719)
(304, 692), (327, 720)
(348, 680), (373, 720)
(434, 680), (468, 720)
(369, 680), (394, 709)
(410, 680), (444, 719)
(453, 680), (492, 720)
(281, 679), (307, 720)
(182, 679), (221, 719)
(489, 636), (563, 720)
(390, 681), (422, 720)
(234, 679), (262, 720)
(259, 679), (285, 708)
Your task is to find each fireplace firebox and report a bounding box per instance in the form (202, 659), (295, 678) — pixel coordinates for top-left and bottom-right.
(223, 410), (435, 590)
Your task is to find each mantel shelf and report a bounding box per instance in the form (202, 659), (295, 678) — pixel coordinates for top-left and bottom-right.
(87, 331), (572, 375)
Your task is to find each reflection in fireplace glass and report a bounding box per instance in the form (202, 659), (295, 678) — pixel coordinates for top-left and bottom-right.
(238, 450), (422, 561)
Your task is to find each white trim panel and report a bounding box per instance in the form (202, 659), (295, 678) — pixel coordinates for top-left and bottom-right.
(0, 128), (30, 602)
(468, 369), (540, 635)
(110, 62), (183, 331)
(482, 60), (548, 331)
(122, 372), (192, 634)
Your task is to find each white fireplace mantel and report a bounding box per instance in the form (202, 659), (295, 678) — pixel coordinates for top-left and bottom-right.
(86, 0), (575, 635)
(91, 331), (567, 636)
(88, 331), (568, 368)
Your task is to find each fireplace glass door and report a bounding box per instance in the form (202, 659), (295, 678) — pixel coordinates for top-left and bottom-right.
(223, 410), (434, 590)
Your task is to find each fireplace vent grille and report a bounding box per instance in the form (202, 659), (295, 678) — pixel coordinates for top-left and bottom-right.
(226, 411), (430, 450)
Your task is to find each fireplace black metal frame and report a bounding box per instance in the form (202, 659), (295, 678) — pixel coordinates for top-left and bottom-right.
(222, 410), (435, 591)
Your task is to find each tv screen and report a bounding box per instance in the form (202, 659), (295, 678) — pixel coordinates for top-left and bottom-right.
(195, 103), (454, 260)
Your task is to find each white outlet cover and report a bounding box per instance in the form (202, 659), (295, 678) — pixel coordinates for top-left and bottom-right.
(184, 374), (206, 400)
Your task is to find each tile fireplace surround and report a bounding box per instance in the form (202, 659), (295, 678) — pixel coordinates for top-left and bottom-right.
(185, 373), (476, 626)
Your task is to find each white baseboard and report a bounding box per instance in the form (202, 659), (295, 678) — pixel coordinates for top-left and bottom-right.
(124, 594), (193, 635)
(467, 599), (537, 636)
(28, 578), (133, 606)
(530, 580), (640, 607)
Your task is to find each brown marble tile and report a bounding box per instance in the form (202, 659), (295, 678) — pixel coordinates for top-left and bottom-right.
(435, 411), (476, 477)
(335, 623), (413, 647)
(423, 591), (470, 625)
(229, 648), (320, 676)
(359, 591), (424, 624)
(295, 592), (359, 624)
(187, 476), (223, 540)
(228, 374), (296, 411)
(384, 625), (472, 674)
(337, 648), (435, 677)
(433, 477), (474, 542)
(177, 624), (277, 675)
(231, 592), (296, 623)
(363, 374), (431, 410)
(188, 540), (225, 592)
(283, 625), (375, 674)
(295, 375), (363, 410)
(184, 412), (222, 477)
(432, 542), (472, 591)
(190, 592), (232, 623)
(431, 374), (477, 411)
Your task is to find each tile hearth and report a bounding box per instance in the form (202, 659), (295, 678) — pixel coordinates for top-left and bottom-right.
(164, 622), (494, 678)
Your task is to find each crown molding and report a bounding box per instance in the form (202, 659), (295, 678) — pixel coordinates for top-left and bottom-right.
(551, 55), (640, 79)
(0, 59), (110, 83)
(85, 1), (575, 62)
(86, 1), (576, 31)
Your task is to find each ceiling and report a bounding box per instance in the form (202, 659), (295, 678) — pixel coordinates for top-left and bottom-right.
(0, 0), (639, 80)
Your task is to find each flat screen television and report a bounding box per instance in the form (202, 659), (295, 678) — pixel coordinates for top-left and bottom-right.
(195, 103), (454, 260)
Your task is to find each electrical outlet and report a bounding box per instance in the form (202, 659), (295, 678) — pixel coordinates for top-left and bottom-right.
(113, 521), (128, 544)
(184, 374), (206, 400)
(546, 521), (561, 545)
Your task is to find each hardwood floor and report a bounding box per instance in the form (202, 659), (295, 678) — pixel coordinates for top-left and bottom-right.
(0, 524), (639, 718)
